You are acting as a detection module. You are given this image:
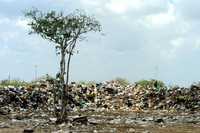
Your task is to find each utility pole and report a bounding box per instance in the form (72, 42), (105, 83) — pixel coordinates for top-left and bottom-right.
(8, 73), (11, 81)
(154, 65), (159, 80)
(34, 65), (38, 81)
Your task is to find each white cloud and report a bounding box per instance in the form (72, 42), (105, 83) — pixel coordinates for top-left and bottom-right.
(0, 17), (29, 43)
(161, 38), (184, 60)
(105, 0), (143, 14)
(0, 31), (19, 42)
(0, 45), (10, 57)
(171, 38), (184, 48)
(15, 18), (29, 30)
(0, 16), (29, 29)
(1, 0), (200, 85)
(174, 0), (200, 21)
(0, 17), (10, 24)
(195, 39), (200, 49)
(145, 3), (176, 26)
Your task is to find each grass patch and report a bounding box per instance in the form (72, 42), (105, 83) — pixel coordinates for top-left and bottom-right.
(0, 79), (29, 88)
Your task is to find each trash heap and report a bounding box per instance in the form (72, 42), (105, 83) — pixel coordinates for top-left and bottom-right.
(0, 85), (49, 114)
(0, 80), (200, 114)
(65, 80), (200, 112)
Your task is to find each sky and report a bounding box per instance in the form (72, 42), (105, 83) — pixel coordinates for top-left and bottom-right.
(0, 0), (200, 86)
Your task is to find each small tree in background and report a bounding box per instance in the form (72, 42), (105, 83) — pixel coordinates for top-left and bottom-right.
(25, 9), (101, 121)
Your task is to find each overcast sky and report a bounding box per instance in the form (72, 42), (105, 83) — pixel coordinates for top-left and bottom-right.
(0, 0), (200, 86)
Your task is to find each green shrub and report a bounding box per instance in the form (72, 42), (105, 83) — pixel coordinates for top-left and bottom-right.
(114, 77), (130, 87)
(135, 79), (166, 89)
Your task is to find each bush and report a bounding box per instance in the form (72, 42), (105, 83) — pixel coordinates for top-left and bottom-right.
(0, 79), (29, 88)
(135, 79), (166, 89)
(114, 77), (130, 87)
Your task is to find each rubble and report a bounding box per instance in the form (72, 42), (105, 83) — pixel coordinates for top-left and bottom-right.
(0, 79), (200, 115)
(62, 80), (200, 112)
(0, 79), (200, 132)
(0, 86), (49, 112)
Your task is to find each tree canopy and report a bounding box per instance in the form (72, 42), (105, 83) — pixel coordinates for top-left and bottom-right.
(25, 9), (101, 55)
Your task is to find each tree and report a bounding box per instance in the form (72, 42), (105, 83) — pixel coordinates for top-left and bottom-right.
(25, 9), (101, 121)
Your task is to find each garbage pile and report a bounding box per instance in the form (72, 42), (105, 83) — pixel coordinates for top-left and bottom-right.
(0, 80), (200, 114)
(64, 80), (200, 112)
(0, 86), (49, 113)
(132, 84), (200, 111)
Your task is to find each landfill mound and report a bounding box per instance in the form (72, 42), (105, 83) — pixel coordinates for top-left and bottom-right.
(0, 80), (200, 114)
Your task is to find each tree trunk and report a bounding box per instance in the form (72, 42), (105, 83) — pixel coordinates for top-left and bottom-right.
(59, 51), (72, 121)
(60, 49), (66, 121)
(59, 41), (75, 121)
(66, 53), (72, 89)
(63, 52), (72, 117)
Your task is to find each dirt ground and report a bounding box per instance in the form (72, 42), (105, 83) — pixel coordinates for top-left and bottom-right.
(0, 111), (200, 133)
(0, 124), (200, 133)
